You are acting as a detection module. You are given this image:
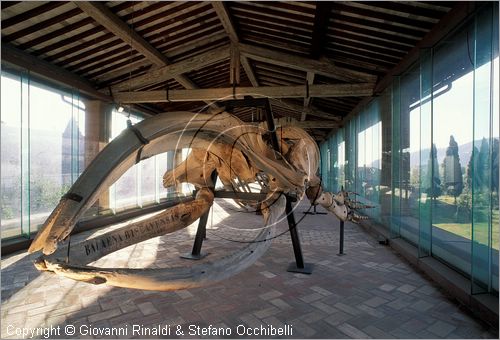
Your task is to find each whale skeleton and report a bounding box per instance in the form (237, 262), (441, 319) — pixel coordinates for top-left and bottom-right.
(29, 111), (372, 291)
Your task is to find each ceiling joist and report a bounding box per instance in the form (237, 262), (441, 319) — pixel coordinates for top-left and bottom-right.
(279, 120), (338, 129)
(302, 72), (315, 121)
(111, 47), (230, 91)
(270, 99), (341, 122)
(1, 43), (110, 102)
(113, 83), (374, 103)
(310, 2), (333, 59)
(239, 43), (377, 83)
(73, 0), (211, 104)
(74, 1), (168, 67)
(212, 1), (259, 87)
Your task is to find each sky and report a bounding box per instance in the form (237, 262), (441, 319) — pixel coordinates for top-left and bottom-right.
(409, 57), (499, 152)
(1, 74), (86, 136)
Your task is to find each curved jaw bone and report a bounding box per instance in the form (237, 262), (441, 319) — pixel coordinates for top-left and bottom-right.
(34, 192), (285, 291)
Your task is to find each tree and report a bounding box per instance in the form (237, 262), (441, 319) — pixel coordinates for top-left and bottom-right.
(477, 137), (490, 190)
(492, 138), (499, 199)
(425, 144), (442, 198)
(466, 146), (479, 190)
(443, 135), (463, 202)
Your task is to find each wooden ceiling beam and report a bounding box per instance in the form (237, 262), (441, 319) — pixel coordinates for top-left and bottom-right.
(270, 99), (341, 122)
(256, 119), (338, 129)
(330, 22), (418, 47)
(342, 2), (477, 124)
(1, 43), (158, 117)
(73, 1), (221, 109)
(212, 1), (239, 43)
(239, 43), (377, 83)
(2, 8), (83, 43)
(288, 120), (339, 129)
(74, 1), (168, 67)
(240, 57), (259, 87)
(1, 43), (110, 102)
(302, 72), (315, 121)
(114, 83), (373, 104)
(111, 47), (230, 91)
(231, 2), (315, 25)
(212, 1), (259, 87)
(1, 2), (21, 10)
(2, 2), (66, 29)
(334, 3), (434, 30)
(310, 2), (333, 59)
(373, 1), (478, 94)
(231, 9), (312, 32)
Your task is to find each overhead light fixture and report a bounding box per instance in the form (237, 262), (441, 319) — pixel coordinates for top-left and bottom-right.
(117, 105), (124, 113)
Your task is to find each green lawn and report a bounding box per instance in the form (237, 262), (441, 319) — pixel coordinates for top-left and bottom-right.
(434, 220), (498, 250)
(433, 195), (499, 250)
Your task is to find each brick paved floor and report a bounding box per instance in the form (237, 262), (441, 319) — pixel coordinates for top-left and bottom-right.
(1, 199), (498, 339)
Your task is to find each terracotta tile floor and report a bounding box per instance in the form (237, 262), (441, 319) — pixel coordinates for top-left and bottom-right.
(1, 199), (497, 338)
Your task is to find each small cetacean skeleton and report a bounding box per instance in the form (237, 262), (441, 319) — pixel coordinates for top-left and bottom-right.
(28, 111), (372, 291)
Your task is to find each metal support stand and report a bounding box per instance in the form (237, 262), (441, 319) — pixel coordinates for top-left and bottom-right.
(181, 171), (218, 260)
(217, 97), (312, 273)
(303, 205), (327, 215)
(286, 196), (313, 274)
(337, 220), (345, 256)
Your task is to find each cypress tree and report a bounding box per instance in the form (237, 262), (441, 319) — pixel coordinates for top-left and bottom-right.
(443, 135), (463, 202)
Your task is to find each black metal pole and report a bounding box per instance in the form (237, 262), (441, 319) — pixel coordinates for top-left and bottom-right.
(285, 197), (305, 269)
(338, 220), (345, 256)
(181, 170), (217, 260)
(263, 99), (281, 154)
(191, 213), (208, 256)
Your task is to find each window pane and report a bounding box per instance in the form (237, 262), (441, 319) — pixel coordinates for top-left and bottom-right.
(110, 111), (141, 211)
(29, 81), (85, 233)
(140, 156), (157, 205)
(157, 151), (174, 199)
(399, 66), (420, 246)
(1, 74), (22, 238)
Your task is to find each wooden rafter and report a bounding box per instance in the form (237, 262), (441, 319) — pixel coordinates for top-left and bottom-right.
(270, 99), (341, 122)
(212, 1), (259, 87)
(1, 43), (110, 102)
(0, 43), (158, 117)
(111, 47), (230, 91)
(302, 72), (315, 121)
(212, 1), (239, 43)
(310, 2), (333, 59)
(283, 120), (338, 129)
(74, 1), (168, 67)
(73, 1), (204, 97)
(113, 83), (374, 103)
(2, 2), (66, 29)
(342, 1), (476, 124)
(239, 43), (377, 83)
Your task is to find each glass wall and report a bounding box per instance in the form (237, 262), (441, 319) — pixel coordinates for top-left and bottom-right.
(355, 101), (382, 221)
(0, 75), (179, 240)
(320, 2), (498, 293)
(108, 110), (177, 213)
(320, 128), (345, 193)
(1, 72), (85, 239)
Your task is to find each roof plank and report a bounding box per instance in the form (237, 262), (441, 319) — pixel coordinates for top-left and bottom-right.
(239, 43), (377, 83)
(74, 1), (169, 67)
